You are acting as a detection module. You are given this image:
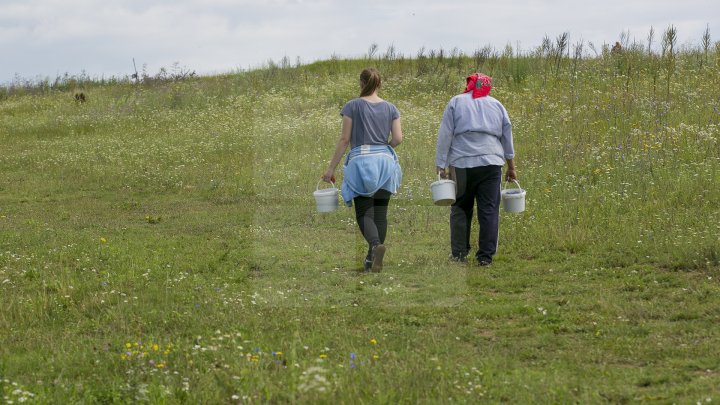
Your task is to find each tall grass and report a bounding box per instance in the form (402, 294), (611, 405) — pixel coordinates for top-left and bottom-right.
(1, 28), (719, 403)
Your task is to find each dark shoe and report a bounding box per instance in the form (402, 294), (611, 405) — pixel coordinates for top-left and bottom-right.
(371, 244), (386, 273)
(477, 259), (492, 266)
(449, 254), (467, 263)
(363, 258), (372, 272)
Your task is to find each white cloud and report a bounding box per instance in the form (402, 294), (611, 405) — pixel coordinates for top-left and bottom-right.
(1, 0), (718, 83)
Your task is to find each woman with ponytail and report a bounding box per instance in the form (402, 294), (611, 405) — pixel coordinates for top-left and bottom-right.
(322, 68), (403, 272)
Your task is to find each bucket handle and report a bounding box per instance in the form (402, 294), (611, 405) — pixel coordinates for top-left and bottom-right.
(317, 179), (337, 191)
(502, 179), (522, 191)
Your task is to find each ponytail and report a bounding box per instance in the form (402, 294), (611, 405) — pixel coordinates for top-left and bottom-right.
(359, 68), (381, 97)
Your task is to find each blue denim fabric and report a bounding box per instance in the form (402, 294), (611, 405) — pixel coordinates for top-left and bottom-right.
(341, 145), (402, 207)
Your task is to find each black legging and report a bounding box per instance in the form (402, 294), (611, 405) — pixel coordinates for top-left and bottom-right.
(353, 189), (391, 258)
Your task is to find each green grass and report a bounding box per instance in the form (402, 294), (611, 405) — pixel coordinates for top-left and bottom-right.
(1, 45), (719, 403)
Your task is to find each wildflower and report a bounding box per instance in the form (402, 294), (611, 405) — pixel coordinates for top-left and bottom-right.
(298, 366), (330, 394)
(373, 354), (380, 360)
(100, 237), (107, 244)
(153, 344), (159, 351)
(125, 343), (132, 349)
(370, 338), (378, 345)
(157, 362), (166, 369)
(319, 353), (328, 359)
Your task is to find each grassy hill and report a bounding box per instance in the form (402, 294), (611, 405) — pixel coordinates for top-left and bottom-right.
(1, 39), (719, 403)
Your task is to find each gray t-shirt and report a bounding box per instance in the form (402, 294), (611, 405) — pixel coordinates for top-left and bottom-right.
(341, 98), (400, 148)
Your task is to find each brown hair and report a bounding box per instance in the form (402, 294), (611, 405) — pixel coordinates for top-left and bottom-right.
(359, 68), (381, 97)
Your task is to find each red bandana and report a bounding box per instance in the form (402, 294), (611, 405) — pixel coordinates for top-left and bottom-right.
(463, 73), (492, 98)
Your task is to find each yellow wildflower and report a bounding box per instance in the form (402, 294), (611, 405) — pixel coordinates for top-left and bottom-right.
(370, 339), (378, 345)
(153, 344), (159, 351)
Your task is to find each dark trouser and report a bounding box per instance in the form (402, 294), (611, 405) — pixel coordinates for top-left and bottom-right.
(450, 166), (502, 262)
(353, 189), (391, 258)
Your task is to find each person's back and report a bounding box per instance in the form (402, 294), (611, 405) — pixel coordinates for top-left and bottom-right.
(447, 92), (508, 138)
(342, 98), (399, 148)
(437, 91), (513, 170)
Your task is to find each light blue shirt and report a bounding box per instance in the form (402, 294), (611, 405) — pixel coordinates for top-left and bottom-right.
(341, 145), (402, 207)
(435, 93), (514, 169)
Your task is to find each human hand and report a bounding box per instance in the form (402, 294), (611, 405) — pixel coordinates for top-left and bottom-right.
(321, 169), (336, 183)
(437, 167), (447, 179)
(505, 168), (517, 182)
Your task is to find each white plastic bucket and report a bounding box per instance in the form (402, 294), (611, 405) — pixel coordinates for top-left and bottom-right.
(430, 174), (456, 206)
(501, 180), (526, 213)
(313, 180), (339, 213)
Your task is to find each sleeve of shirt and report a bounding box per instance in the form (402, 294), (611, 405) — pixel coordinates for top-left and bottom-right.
(391, 103), (400, 120)
(500, 105), (514, 160)
(435, 100), (455, 168)
(340, 100), (354, 117)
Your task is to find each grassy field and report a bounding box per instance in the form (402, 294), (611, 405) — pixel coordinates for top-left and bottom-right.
(1, 37), (720, 403)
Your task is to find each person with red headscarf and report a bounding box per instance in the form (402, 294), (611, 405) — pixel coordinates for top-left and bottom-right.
(435, 73), (517, 265)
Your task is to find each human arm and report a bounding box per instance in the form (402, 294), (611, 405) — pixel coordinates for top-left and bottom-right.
(389, 118), (403, 148)
(435, 101), (455, 178)
(505, 159), (517, 182)
(500, 106), (516, 182)
(322, 115), (352, 183)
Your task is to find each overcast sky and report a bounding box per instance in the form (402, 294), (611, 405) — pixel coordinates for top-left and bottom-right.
(1, 0), (718, 84)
